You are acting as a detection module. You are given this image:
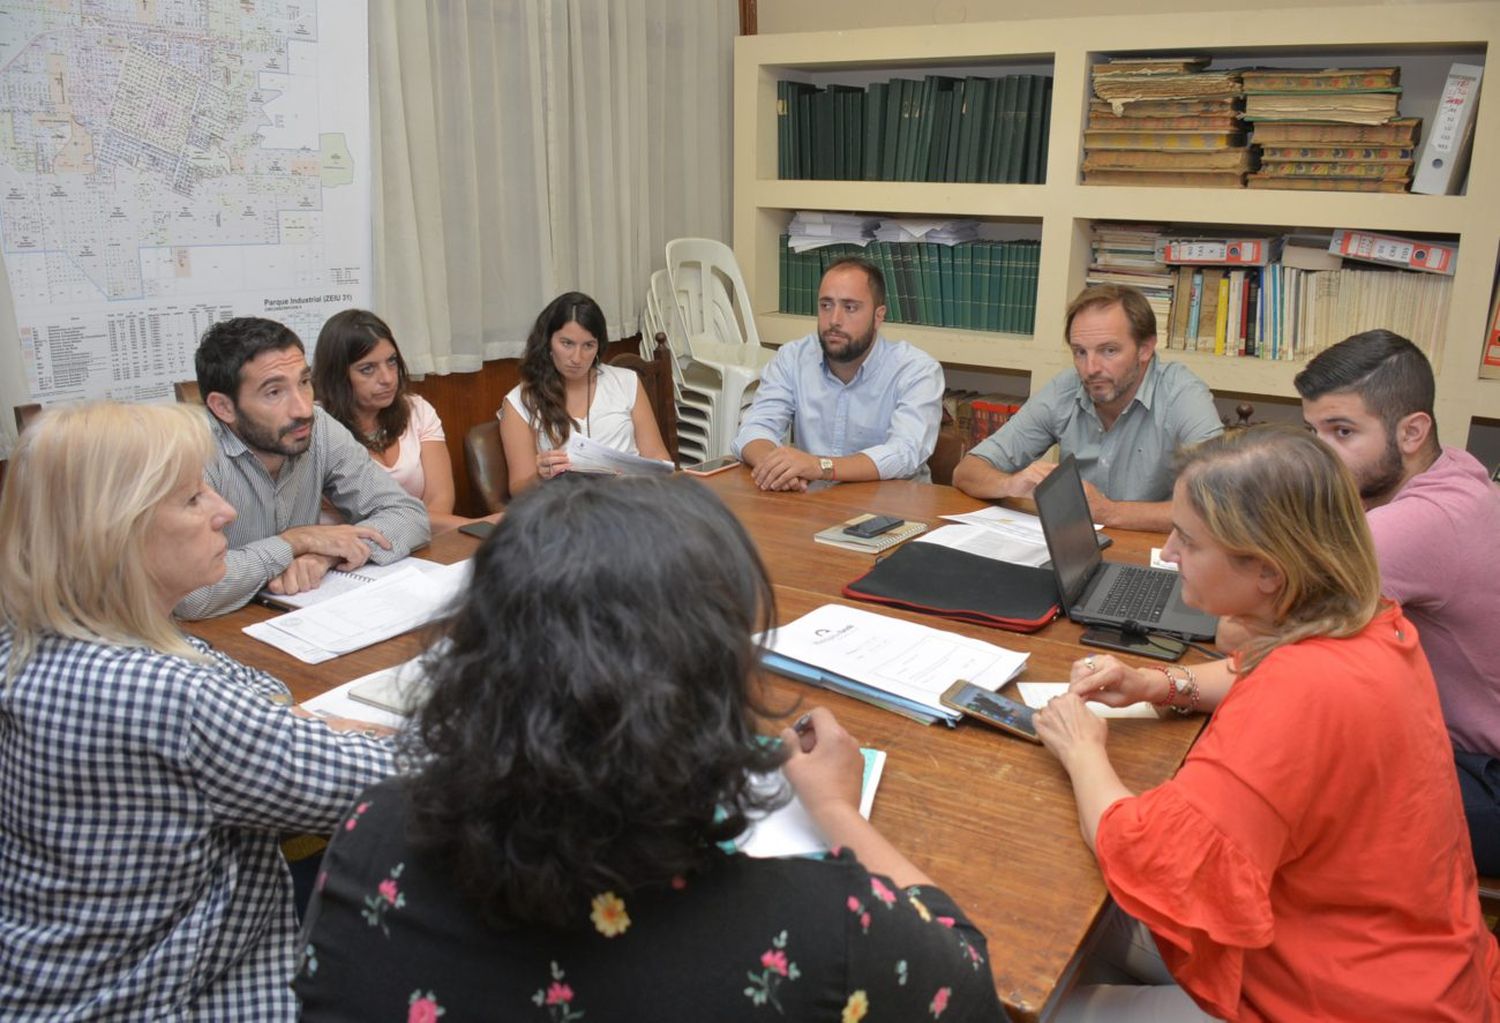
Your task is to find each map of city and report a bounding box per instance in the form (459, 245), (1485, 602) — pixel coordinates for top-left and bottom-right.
(0, 0), (369, 402)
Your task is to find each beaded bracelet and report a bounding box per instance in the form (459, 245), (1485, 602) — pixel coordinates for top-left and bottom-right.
(1151, 665), (1201, 716)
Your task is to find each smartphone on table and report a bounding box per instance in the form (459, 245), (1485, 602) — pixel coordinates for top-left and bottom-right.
(939, 680), (1041, 744)
(683, 456), (740, 477)
(1079, 626), (1186, 662)
(843, 513), (904, 538)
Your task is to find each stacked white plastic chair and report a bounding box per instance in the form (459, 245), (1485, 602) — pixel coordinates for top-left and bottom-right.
(662, 238), (776, 458)
(641, 271), (712, 465)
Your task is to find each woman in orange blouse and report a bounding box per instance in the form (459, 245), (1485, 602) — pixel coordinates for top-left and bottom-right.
(1036, 426), (1500, 1023)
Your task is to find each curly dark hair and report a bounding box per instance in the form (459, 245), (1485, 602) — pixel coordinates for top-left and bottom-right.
(518, 291), (608, 448)
(312, 309), (411, 450)
(401, 474), (789, 927)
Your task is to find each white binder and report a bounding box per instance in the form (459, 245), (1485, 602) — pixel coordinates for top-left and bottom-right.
(1413, 63), (1484, 195)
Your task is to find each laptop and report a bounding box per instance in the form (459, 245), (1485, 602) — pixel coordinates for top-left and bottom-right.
(1034, 455), (1218, 641)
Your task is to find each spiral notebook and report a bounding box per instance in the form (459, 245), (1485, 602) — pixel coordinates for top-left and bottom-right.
(812, 513), (928, 553)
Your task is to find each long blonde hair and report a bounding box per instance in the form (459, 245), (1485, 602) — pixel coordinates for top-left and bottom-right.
(0, 402), (215, 678)
(1176, 425), (1382, 672)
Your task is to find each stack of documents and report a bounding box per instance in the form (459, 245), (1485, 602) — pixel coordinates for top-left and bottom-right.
(258, 555), (443, 610)
(564, 433), (675, 476)
(786, 210), (878, 252)
(873, 216), (980, 245)
(244, 560), (470, 663)
(762, 604), (1029, 725)
(916, 505), (1102, 568)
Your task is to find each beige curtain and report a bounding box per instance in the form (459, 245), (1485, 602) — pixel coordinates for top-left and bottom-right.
(370, 0), (735, 374)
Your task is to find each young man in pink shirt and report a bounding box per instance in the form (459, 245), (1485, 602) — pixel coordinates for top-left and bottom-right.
(1297, 329), (1500, 874)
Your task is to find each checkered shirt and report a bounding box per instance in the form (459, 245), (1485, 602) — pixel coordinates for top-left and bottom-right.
(0, 628), (394, 1020)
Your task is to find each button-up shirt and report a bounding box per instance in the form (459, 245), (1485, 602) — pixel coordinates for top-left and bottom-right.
(968, 357), (1222, 501)
(731, 334), (943, 481)
(0, 629), (393, 1019)
(177, 406), (431, 620)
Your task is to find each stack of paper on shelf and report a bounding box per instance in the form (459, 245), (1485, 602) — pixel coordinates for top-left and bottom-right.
(761, 604), (1029, 725)
(1087, 222), (1175, 342)
(1084, 57), (1248, 188)
(785, 211), (878, 252)
(1243, 68), (1418, 193)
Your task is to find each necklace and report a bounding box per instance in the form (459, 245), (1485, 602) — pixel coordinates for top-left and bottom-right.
(361, 422), (391, 452)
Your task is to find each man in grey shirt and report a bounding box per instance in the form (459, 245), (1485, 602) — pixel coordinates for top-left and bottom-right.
(952, 284), (1221, 531)
(176, 317), (430, 620)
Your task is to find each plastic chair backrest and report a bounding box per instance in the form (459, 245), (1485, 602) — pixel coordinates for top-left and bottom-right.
(665, 237), (762, 349)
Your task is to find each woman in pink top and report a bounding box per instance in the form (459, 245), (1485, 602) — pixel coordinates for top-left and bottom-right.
(313, 309), (468, 531)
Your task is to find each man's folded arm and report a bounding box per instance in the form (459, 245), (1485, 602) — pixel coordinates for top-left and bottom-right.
(175, 536), (295, 620)
(320, 414), (431, 561)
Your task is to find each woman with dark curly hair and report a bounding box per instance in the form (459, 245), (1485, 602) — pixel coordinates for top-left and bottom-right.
(294, 475), (1005, 1022)
(312, 309), (469, 531)
(497, 291), (670, 495)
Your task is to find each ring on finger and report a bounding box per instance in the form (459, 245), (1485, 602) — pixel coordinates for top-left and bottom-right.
(1085, 655), (1097, 672)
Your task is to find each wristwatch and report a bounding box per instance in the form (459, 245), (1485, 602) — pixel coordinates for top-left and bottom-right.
(818, 457), (835, 481)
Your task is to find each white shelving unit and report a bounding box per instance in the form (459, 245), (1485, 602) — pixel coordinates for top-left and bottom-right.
(733, 3), (1500, 437)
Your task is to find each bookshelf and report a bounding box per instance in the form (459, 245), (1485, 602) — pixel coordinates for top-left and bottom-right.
(733, 3), (1500, 443)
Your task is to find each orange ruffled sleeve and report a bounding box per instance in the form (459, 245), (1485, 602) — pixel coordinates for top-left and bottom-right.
(1095, 782), (1278, 1021)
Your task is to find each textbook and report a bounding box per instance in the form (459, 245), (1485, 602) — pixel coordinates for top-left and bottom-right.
(813, 513), (928, 553)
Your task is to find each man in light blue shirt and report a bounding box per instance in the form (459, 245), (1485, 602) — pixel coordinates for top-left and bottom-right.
(733, 258), (943, 491)
(953, 284), (1221, 531)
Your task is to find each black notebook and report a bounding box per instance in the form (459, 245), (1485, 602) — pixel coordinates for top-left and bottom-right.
(843, 541), (1061, 633)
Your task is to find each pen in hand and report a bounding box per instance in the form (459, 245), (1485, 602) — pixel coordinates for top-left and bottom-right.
(792, 712), (817, 753)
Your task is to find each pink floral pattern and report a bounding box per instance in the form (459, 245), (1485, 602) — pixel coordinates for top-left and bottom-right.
(531, 961), (584, 1022)
(407, 989), (444, 1023)
(343, 800), (372, 832)
(929, 985), (951, 1017)
(743, 930), (801, 1012)
(360, 862), (405, 937)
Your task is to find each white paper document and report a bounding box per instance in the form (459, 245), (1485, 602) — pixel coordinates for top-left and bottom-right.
(941, 505), (1052, 543)
(244, 560), (471, 663)
(914, 523), (1052, 567)
(564, 433), (675, 477)
(1015, 682), (1158, 719)
(734, 749), (885, 858)
(765, 604), (1029, 719)
(258, 556), (452, 610)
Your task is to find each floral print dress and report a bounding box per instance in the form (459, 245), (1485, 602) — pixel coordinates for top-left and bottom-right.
(295, 778), (1007, 1022)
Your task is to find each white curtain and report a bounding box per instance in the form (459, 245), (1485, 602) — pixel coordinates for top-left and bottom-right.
(371, 0), (736, 374)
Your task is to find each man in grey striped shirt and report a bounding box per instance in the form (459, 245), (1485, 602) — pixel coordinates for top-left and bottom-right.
(176, 317), (430, 620)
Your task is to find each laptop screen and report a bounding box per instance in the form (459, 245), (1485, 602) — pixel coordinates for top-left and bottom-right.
(1034, 455), (1104, 607)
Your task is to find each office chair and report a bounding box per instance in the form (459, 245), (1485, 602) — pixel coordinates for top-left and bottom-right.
(464, 421), (510, 514)
(608, 333), (679, 465)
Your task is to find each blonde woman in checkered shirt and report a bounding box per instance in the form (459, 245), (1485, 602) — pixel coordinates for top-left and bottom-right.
(0, 402), (393, 1020)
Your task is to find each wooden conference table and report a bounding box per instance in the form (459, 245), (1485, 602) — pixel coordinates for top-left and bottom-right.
(188, 468), (1206, 1022)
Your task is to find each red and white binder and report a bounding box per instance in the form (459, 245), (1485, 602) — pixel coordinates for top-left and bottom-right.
(1329, 229), (1456, 276)
(1155, 237), (1277, 266)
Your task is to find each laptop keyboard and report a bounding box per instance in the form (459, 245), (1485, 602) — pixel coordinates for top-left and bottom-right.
(1096, 568), (1175, 622)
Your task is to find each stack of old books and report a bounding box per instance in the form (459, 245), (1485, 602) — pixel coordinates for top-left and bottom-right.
(1085, 223), (1175, 335)
(1242, 67), (1419, 193)
(1083, 56), (1249, 188)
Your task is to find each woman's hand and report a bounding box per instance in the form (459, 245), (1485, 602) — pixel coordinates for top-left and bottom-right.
(536, 448), (572, 480)
(780, 706), (863, 819)
(1034, 693), (1109, 767)
(1068, 653), (1165, 707)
